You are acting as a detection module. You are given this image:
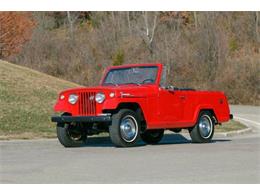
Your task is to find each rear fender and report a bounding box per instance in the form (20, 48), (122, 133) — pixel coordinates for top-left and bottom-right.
(192, 105), (217, 125)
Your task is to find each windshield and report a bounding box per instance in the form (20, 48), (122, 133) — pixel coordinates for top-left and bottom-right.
(103, 66), (158, 86)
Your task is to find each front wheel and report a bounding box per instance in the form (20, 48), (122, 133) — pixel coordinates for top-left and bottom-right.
(189, 111), (214, 143)
(57, 122), (86, 147)
(109, 109), (141, 147)
(141, 129), (164, 144)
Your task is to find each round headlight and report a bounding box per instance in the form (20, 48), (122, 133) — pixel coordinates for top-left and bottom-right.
(68, 94), (78, 104)
(95, 92), (105, 103)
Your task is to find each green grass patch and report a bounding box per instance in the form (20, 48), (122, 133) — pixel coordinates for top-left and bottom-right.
(0, 60), (80, 139)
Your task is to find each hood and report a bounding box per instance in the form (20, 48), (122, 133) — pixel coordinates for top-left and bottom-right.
(59, 84), (155, 98)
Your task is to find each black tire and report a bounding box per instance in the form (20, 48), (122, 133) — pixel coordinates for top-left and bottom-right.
(109, 109), (141, 147)
(189, 111), (215, 143)
(141, 129), (164, 144)
(57, 122), (85, 147)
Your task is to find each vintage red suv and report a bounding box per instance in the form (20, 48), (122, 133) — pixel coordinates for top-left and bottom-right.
(51, 63), (233, 147)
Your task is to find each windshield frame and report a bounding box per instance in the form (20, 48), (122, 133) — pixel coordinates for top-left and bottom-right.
(101, 64), (162, 86)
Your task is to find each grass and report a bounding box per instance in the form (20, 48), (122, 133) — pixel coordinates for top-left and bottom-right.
(0, 60), (80, 140)
(0, 60), (247, 140)
(215, 119), (247, 132)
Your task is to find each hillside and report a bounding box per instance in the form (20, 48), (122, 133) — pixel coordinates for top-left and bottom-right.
(0, 60), (80, 139)
(7, 12), (259, 105)
(0, 60), (246, 140)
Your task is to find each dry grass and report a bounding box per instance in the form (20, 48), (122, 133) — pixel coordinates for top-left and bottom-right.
(0, 132), (56, 140)
(215, 120), (247, 132)
(0, 60), (80, 138)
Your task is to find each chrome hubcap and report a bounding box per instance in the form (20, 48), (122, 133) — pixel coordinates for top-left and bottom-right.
(120, 115), (138, 142)
(198, 115), (213, 138)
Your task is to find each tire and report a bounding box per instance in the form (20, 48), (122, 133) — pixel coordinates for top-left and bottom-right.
(57, 122), (86, 147)
(141, 129), (164, 144)
(189, 111), (215, 143)
(109, 109), (141, 147)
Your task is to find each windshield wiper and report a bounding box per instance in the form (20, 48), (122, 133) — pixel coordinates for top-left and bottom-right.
(103, 82), (118, 86)
(122, 82), (141, 86)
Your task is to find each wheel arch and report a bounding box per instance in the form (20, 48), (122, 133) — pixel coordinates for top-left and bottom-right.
(104, 102), (146, 123)
(196, 108), (218, 124)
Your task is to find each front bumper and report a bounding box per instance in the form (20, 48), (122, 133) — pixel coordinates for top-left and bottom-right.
(51, 115), (112, 123)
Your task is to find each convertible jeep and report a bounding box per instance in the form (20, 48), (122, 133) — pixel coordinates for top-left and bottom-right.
(51, 63), (232, 147)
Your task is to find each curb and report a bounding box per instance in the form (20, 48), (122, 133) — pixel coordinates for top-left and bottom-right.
(213, 118), (253, 137)
(215, 127), (252, 137)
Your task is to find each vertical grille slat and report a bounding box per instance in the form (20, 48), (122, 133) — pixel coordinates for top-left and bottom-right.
(78, 91), (96, 115)
(84, 92), (87, 114)
(90, 92), (93, 114)
(88, 92), (91, 114)
(87, 92), (89, 114)
(79, 93), (82, 114)
(93, 92), (96, 115)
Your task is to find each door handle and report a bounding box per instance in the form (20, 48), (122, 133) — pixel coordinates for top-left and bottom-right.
(180, 95), (186, 100)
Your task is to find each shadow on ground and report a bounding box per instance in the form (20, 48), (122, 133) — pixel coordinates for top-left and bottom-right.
(81, 133), (231, 148)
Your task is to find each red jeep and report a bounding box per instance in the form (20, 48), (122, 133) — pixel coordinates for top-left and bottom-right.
(51, 63), (232, 147)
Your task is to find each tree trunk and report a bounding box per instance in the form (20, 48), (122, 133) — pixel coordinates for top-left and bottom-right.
(67, 11), (74, 41)
(127, 12), (131, 35)
(142, 12), (158, 55)
(67, 12), (80, 42)
(194, 12), (198, 29)
(256, 12), (259, 43)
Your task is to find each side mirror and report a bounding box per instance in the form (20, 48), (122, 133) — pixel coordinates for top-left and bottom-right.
(165, 85), (175, 92)
(168, 86), (175, 93)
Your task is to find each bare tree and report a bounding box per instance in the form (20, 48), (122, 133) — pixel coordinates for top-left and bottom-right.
(256, 12), (259, 43)
(193, 12), (198, 29)
(141, 12), (159, 54)
(67, 11), (80, 41)
(126, 12), (132, 35)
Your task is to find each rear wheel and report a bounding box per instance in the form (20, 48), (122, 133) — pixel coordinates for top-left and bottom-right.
(141, 129), (164, 144)
(57, 122), (86, 147)
(109, 109), (140, 147)
(189, 111), (214, 143)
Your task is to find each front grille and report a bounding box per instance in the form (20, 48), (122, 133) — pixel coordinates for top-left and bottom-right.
(78, 92), (96, 115)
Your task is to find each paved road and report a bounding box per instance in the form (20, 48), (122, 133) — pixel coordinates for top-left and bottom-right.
(0, 105), (259, 183)
(230, 105), (260, 131)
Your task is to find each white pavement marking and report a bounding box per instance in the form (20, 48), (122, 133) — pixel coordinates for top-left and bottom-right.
(234, 116), (260, 126)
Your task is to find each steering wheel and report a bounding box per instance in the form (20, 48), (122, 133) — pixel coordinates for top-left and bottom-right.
(142, 79), (154, 84)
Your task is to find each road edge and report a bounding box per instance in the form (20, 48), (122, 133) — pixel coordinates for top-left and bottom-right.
(215, 127), (252, 137)
(215, 118), (252, 137)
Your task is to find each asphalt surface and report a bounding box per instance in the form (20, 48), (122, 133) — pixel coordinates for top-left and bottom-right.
(230, 105), (260, 131)
(0, 105), (259, 183)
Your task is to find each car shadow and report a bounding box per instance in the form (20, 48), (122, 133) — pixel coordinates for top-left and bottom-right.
(81, 133), (231, 148)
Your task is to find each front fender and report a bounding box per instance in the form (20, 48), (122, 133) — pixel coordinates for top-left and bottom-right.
(101, 97), (149, 121)
(102, 98), (119, 110)
(53, 99), (76, 115)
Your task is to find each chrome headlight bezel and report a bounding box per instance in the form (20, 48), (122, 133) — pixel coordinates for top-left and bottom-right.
(95, 92), (105, 103)
(68, 94), (78, 104)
